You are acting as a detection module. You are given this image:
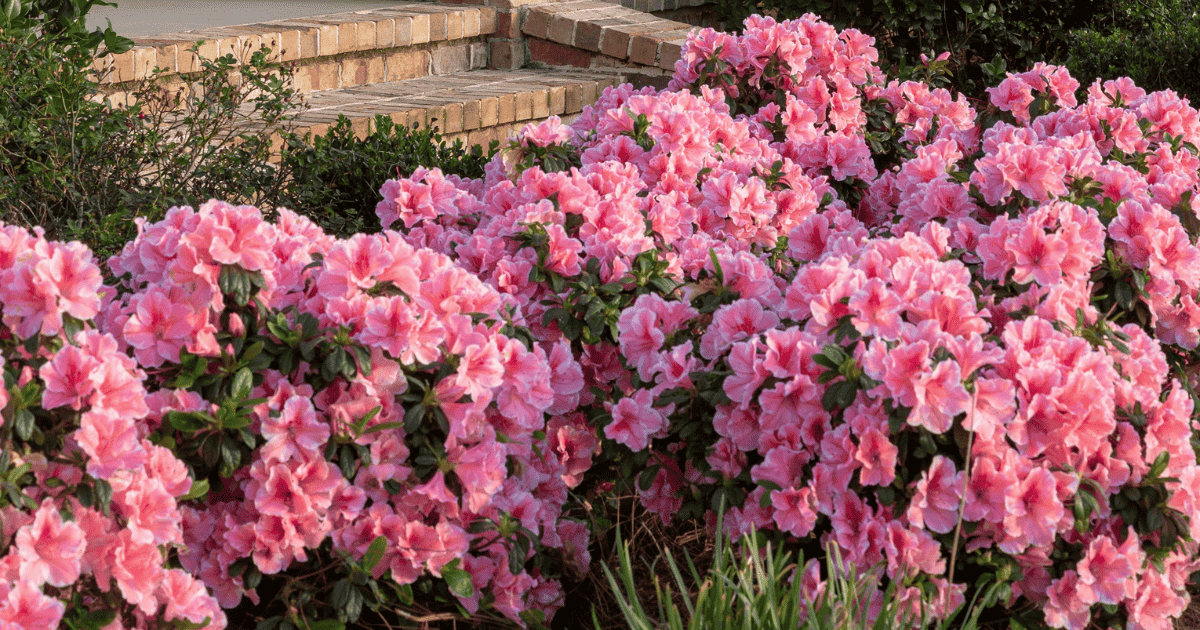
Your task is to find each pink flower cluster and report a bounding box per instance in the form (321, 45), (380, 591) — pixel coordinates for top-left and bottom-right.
(6, 11), (1200, 630)
(100, 200), (592, 624)
(0, 224), (224, 630)
(368, 13), (1200, 630)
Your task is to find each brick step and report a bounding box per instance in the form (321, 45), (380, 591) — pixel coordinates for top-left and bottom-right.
(93, 0), (711, 105)
(95, 3), (498, 102)
(234, 68), (619, 159)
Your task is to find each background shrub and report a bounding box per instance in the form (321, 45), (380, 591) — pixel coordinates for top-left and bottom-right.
(279, 115), (499, 238)
(0, 0), (304, 261)
(1066, 0), (1200, 101)
(709, 0), (1099, 96)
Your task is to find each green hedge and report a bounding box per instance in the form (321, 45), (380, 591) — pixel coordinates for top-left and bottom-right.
(279, 115), (498, 238)
(1066, 0), (1200, 101)
(710, 0), (1099, 96)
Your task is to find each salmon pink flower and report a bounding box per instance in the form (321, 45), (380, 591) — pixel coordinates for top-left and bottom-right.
(0, 580), (64, 630)
(15, 500), (85, 587)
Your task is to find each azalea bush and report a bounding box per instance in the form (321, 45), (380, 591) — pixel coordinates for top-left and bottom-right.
(3, 10), (1200, 630)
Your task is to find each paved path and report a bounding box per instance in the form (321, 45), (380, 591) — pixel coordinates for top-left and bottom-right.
(87, 0), (409, 37)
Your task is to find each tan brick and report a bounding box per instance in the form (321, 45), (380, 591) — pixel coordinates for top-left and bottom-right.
(659, 39), (685, 70)
(549, 86), (566, 115)
(522, 8), (551, 39)
(424, 105), (447, 132)
(375, 18), (394, 48)
(350, 116), (372, 140)
(574, 21), (602, 52)
(599, 27), (631, 59)
(463, 99), (481, 130)
(443, 102), (464, 133)
(470, 42), (488, 69)
(548, 15), (576, 44)
(258, 32), (283, 63)
(531, 88), (549, 118)
(564, 83), (582, 113)
(394, 16), (413, 46)
(293, 60), (340, 92)
(446, 10), (464, 40)
(514, 90), (533, 120)
(174, 45), (197, 74)
(317, 23), (339, 56)
(580, 80), (598, 107)
(467, 127), (492, 148)
(219, 35), (248, 60)
(337, 22), (358, 52)
(266, 24), (317, 60)
(192, 37), (221, 64)
(629, 34), (659, 66)
(462, 9), (481, 37)
(601, 21), (675, 60)
(431, 45), (470, 74)
(110, 49), (136, 82)
(134, 40), (178, 74)
(411, 13), (431, 44)
(92, 54), (114, 84)
(488, 39), (524, 70)
(481, 96), (499, 127)
(479, 7), (496, 34)
(385, 49), (429, 81)
(356, 21), (375, 51)
(498, 93), (516, 123)
(490, 0), (557, 8)
(428, 11), (447, 41)
(341, 56), (385, 87)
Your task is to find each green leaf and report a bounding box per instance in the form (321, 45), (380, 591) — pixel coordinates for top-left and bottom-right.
(7, 463), (31, 485)
(306, 620), (345, 630)
(180, 478), (210, 502)
(14, 409), (34, 441)
(443, 561), (475, 598)
(362, 421), (404, 436)
(255, 616), (282, 630)
(403, 404), (426, 433)
(220, 412), (252, 430)
(78, 609), (117, 630)
(94, 478), (113, 510)
(362, 535), (387, 571)
(167, 411), (210, 433)
(636, 465), (660, 491)
(1149, 452), (1170, 480)
(231, 367), (253, 400)
(331, 579), (352, 612)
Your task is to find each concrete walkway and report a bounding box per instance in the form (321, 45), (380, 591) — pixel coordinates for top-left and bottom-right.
(88, 0), (410, 37)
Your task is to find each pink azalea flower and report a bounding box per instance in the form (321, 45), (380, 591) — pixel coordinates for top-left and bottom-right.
(1075, 535), (1136, 605)
(884, 520), (944, 580)
(15, 500), (85, 587)
(1001, 466), (1063, 553)
(0, 580), (64, 630)
(111, 529), (165, 615)
(75, 408), (146, 480)
(770, 486), (817, 536)
(603, 389), (669, 452)
(907, 455), (962, 534)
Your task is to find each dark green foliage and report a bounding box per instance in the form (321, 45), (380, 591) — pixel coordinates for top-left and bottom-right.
(278, 115), (499, 237)
(1067, 0), (1200, 101)
(710, 0), (1098, 96)
(0, 0), (303, 261)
